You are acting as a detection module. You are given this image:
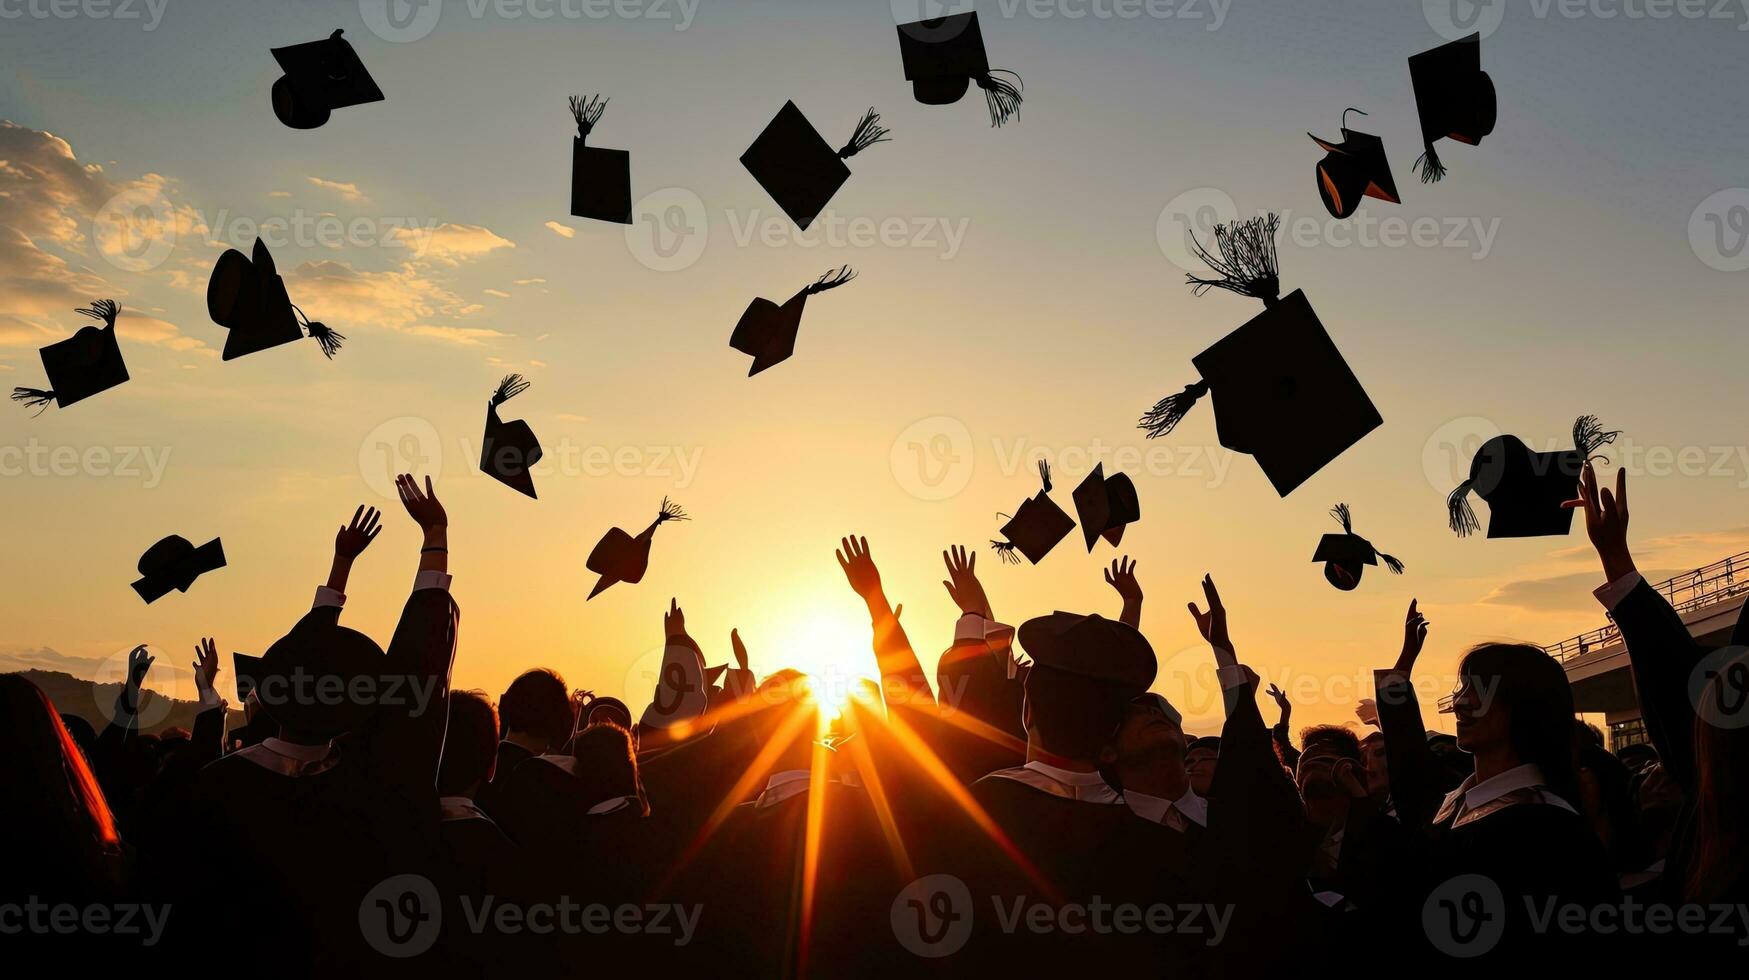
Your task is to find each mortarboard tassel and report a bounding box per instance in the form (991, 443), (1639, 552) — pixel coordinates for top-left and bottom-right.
(293, 305), (344, 358)
(1380, 553), (1406, 575)
(570, 94), (608, 142)
(1447, 481), (1481, 538)
(1573, 414), (1620, 460)
(12, 300), (119, 414)
(491, 373), (531, 408)
(1139, 380), (1210, 438)
(837, 108), (891, 159)
(990, 538), (1021, 564)
(1187, 214), (1282, 305)
(655, 497), (690, 525)
(11, 387), (55, 415)
(805, 266), (857, 294)
(1331, 502), (1355, 534)
(974, 70), (1024, 128)
(77, 299), (119, 328)
(1415, 143), (1447, 184)
(1035, 457), (1052, 494)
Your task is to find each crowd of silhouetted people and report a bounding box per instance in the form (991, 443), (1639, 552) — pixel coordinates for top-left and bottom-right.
(4, 463), (1746, 978)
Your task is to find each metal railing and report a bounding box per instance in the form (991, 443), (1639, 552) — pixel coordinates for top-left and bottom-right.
(1544, 551), (1749, 664)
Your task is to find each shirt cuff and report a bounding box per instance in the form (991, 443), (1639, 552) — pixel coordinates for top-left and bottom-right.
(1215, 664), (1250, 691)
(954, 613), (1015, 647)
(312, 586), (346, 610)
(413, 570), (453, 593)
(1593, 571), (1644, 612)
(197, 685), (223, 708)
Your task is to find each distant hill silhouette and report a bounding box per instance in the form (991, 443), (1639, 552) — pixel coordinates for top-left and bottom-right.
(12, 668), (246, 736)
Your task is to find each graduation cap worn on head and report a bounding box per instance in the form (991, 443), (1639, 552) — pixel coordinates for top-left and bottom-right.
(11, 300), (129, 415)
(259, 609), (385, 735)
(1138, 213), (1383, 497)
(1018, 611), (1157, 694)
(1448, 416), (1618, 539)
(992, 460), (1076, 565)
(568, 94), (631, 224)
(132, 535), (226, 603)
(1072, 463), (1140, 551)
(729, 266), (856, 376)
(1408, 32), (1496, 183)
(896, 12), (1024, 127)
(270, 29), (384, 130)
(207, 238), (344, 361)
(233, 652), (266, 704)
(480, 374), (542, 498)
(1312, 503), (1403, 591)
(1309, 108), (1401, 220)
(586, 498), (688, 600)
(740, 102), (889, 230)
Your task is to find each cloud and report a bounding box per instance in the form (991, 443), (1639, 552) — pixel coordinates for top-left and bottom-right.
(483, 288), (510, 298)
(513, 278), (546, 285)
(306, 176), (367, 203)
(0, 645), (109, 676)
(544, 221), (575, 239)
(268, 191), (291, 199)
(554, 413), (589, 422)
(390, 222), (514, 265)
(393, 324), (513, 346)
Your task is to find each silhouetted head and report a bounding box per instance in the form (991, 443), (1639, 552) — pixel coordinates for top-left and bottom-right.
(438, 690), (499, 798)
(571, 722), (646, 814)
(1099, 693), (1186, 791)
(1452, 643), (1580, 803)
(0, 675), (120, 890)
(583, 696), (633, 731)
(1296, 725), (1364, 828)
(1022, 665), (1131, 763)
(1184, 736), (1222, 797)
(1359, 730), (1390, 799)
(500, 668), (572, 751)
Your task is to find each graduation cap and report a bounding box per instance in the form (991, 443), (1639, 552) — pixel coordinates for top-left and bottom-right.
(131, 535), (226, 603)
(207, 238), (344, 361)
(480, 374), (542, 498)
(11, 300), (129, 415)
(740, 102), (889, 231)
(1447, 416), (1618, 539)
(1018, 612), (1156, 693)
(258, 608), (385, 735)
(1312, 503), (1403, 591)
(586, 498), (688, 600)
(1309, 108), (1401, 220)
(1138, 213), (1383, 497)
(270, 29), (384, 130)
(895, 12), (1024, 127)
(1408, 33), (1496, 183)
(568, 94), (631, 224)
(992, 460), (1076, 565)
(233, 652), (266, 704)
(728, 266), (856, 375)
(1072, 463), (1139, 551)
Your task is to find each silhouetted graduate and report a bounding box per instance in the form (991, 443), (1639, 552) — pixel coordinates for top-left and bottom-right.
(208, 238), (344, 360)
(11, 300), (128, 414)
(1138, 213), (1383, 496)
(1072, 463), (1139, 551)
(896, 11), (1023, 127)
(741, 102), (889, 230)
(1312, 503), (1403, 591)
(270, 29), (384, 130)
(586, 498), (688, 599)
(479, 374), (542, 498)
(1309, 108), (1400, 219)
(1448, 415), (1618, 538)
(992, 460), (1075, 564)
(729, 266), (856, 375)
(568, 93), (631, 224)
(131, 535), (226, 603)
(1408, 33), (1496, 183)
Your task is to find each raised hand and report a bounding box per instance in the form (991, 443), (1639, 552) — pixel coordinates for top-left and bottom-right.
(1104, 556), (1143, 627)
(941, 544), (992, 618)
(1562, 462), (1635, 582)
(334, 505), (383, 559)
(1396, 599), (1430, 673)
(1355, 698), (1380, 728)
(395, 474), (448, 531)
(119, 644), (154, 715)
(1266, 682), (1291, 720)
(836, 535), (884, 605)
(192, 637), (219, 695)
(664, 598), (687, 640)
(1187, 574), (1236, 666)
(731, 628), (749, 671)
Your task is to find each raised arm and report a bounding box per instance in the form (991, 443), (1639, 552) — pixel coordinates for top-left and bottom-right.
(1266, 684), (1299, 769)
(375, 475), (459, 794)
(1372, 599), (1442, 830)
(1103, 556), (1144, 629)
(189, 637), (227, 763)
(838, 534), (935, 710)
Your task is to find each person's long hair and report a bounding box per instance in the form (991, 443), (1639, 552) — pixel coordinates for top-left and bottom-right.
(1686, 656), (1749, 902)
(0, 674), (122, 893)
(1457, 643), (1583, 808)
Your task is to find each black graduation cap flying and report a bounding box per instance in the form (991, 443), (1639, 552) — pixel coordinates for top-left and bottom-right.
(1448, 416), (1619, 539)
(12, 300), (129, 415)
(1313, 504), (1403, 592)
(1072, 463), (1140, 551)
(586, 498), (689, 600)
(1408, 33), (1496, 183)
(740, 102), (889, 230)
(1138, 213), (1383, 497)
(568, 94), (631, 224)
(480, 374), (542, 499)
(1309, 108), (1401, 220)
(270, 29), (384, 130)
(208, 238), (343, 361)
(132, 534), (226, 603)
(992, 460), (1076, 565)
(729, 266), (856, 376)
(895, 12), (1023, 127)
